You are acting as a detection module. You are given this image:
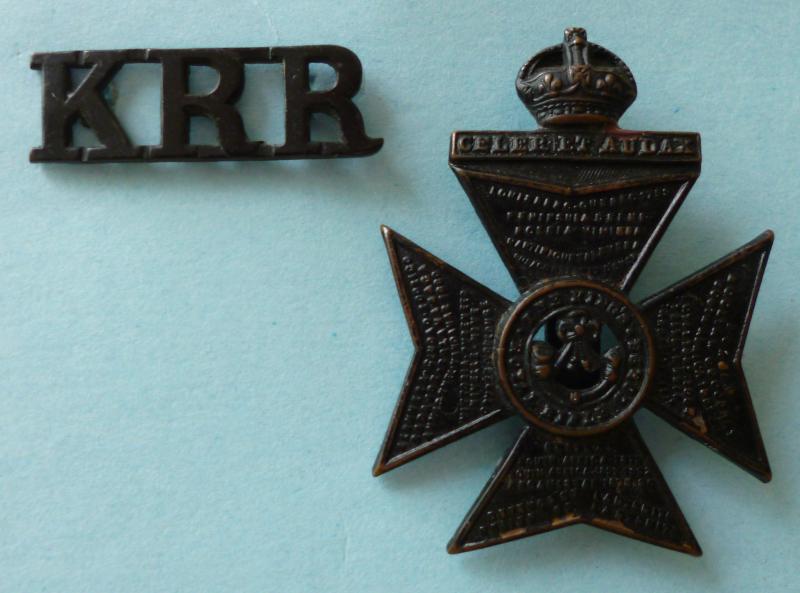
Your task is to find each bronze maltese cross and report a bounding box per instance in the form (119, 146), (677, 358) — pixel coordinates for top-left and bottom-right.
(374, 28), (773, 557)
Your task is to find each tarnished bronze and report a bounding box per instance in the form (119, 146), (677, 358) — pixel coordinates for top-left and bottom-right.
(375, 28), (773, 557)
(495, 278), (655, 437)
(30, 45), (382, 162)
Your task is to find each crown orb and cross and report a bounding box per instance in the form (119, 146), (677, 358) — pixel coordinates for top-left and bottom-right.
(374, 28), (773, 557)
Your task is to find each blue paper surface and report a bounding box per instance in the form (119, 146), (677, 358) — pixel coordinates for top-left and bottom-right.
(1, 1), (798, 591)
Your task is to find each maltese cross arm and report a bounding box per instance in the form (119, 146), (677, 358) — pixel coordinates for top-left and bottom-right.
(373, 226), (512, 476)
(374, 217), (772, 552)
(375, 221), (772, 480)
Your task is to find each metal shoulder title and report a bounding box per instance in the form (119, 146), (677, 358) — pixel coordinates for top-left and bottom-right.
(30, 44), (382, 162)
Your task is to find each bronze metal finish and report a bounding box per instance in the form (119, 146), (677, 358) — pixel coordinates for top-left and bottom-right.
(30, 45), (382, 162)
(374, 28), (773, 557)
(495, 278), (655, 437)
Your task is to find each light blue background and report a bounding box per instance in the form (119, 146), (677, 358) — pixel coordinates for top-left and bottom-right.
(1, 1), (798, 591)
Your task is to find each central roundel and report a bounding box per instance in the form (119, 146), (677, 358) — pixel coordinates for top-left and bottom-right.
(495, 278), (654, 436)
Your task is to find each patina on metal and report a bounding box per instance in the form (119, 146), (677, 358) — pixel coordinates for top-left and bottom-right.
(30, 45), (382, 162)
(375, 28), (773, 557)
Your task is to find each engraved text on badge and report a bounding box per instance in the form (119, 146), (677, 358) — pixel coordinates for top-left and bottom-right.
(451, 131), (700, 162)
(495, 279), (654, 436)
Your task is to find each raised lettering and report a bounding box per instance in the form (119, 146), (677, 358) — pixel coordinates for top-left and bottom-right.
(30, 45), (382, 163)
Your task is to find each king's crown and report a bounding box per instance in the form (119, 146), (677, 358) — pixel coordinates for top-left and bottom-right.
(517, 28), (637, 127)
